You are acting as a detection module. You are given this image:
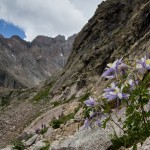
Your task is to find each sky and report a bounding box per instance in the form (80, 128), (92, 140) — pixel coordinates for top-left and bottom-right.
(0, 0), (103, 41)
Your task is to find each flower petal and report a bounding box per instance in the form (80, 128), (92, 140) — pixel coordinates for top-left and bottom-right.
(84, 97), (96, 107)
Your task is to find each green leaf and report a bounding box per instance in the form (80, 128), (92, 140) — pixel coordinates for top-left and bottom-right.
(102, 117), (110, 129)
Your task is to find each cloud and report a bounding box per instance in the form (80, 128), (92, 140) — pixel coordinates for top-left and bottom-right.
(0, 0), (102, 41)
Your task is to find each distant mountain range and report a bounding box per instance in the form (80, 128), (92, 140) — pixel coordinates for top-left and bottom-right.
(0, 34), (76, 89)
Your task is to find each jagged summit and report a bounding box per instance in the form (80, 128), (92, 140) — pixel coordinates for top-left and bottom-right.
(0, 34), (76, 89)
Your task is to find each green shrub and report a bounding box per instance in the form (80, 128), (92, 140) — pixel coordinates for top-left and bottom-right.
(39, 143), (50, 150)
(13, 141), (25, 150)
(32, 86), (50, 102)
(0, 91), (13, 107)
(51, 101), (61, 108)
(50, 113), (75, 129)
(40, 127), (48, 135)
(50, 117), (62, 129)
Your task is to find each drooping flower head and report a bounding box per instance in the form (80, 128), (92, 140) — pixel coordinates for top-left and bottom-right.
(102, 58), (128, 79)
(84, 97), (96, 107)
(83, 118), (90, 129)
(125, 79), (138, 89)
(136, 56), (150, 70)
(97, 119), (102, 127)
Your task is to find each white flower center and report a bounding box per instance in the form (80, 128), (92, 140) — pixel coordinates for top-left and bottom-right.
(115, 87), (120, 94)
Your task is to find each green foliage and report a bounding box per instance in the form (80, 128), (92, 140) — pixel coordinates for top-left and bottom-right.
(79, 92), (90, 103)
(31, 81), (55, 102)
(39, 143), (50, 150)
(102, 73), (150, 149)
(52, 101), (61, 107)
(109, 133), (135, 149)
(0, 91), (13, 107)
(50, 113), (75, 129)
(13, 141), (25, 150)
(40, 127), (48, 135)
(82, 57), (150, 149)
(50, 117), (62, 129)
(32, 86), (51, 102)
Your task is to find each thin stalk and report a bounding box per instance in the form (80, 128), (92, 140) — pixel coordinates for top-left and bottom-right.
(109, 114), (125, 132)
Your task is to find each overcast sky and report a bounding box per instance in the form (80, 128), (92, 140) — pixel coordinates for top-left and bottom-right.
(0, 0), (103, 41)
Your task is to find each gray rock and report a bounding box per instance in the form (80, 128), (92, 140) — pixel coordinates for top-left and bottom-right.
(29, 140), (47, 150)
(24, 134), (38, 146)
(141, 137), (150, 150)
(0, 146), (12, 150)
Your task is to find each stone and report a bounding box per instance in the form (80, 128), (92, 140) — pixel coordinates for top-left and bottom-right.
(30, 140), (47, 150)
(0, 145), (13, 150)
(74, 107), (84, 121)
(141, 137), (150, 150)
(24, 134), (38, 146)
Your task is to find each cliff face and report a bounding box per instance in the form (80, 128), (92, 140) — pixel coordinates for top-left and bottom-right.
(0, 34), (76, 89)
(50, 0), (150, 99)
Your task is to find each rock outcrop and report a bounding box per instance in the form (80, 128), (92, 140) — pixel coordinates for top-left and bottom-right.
(49, 0), (150, 100)
(0, 34), (76, 89)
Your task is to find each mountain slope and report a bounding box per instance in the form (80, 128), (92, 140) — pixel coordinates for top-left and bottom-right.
(1, 0), (150, 149)
(49, 0), (150, 100)
(0, 34), (76, 89)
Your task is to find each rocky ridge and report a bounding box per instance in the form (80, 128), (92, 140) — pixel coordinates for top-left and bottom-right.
(0, 34), (76, 89)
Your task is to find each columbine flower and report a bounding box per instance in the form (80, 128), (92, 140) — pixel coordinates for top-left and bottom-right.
(102, 58), (128, 79)
(103, 83), (129, 101)
(136, 56), (150, 70)
(83, 118), (90, 129)
(125, 79), (138, 89)
(89, 111), (96, 119)
(104, 82), (116, 92)
(84, 97), (96, 107)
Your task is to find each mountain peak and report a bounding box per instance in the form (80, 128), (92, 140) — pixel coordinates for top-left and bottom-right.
(0, 34), (76, 89)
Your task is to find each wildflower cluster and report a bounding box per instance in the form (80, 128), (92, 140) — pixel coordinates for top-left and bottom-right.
(83, 56), (150, 148)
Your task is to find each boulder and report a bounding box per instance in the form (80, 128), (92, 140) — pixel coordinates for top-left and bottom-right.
(29, 140), (47, 150)
(141, 137), (150, 150)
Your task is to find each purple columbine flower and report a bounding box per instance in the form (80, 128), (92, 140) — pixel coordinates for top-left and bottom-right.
(125, 79), (138, 89)
(89, 111), (96, 119)
(102, 58), (128, 79)
(136, 56), (150, 70)
(84, 97), (96, 107)
(83, 118), (90, 129)
(103, 83), (129, 101)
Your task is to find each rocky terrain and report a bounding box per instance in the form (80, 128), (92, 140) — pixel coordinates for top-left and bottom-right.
(1, 0), (150, 149)
(0, 34), (76, 89)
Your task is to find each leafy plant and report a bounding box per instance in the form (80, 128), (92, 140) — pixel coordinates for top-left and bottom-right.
(0, 91), (13, 107)
(32, 86), (51, 102)
(39, 143), (50, 150)
(50, 117), (62, 129)
(40, 127), (48, 135)
(50, 113), (75, 129)
(13, 141), (25, 150)
(83, 56), (150, 149)
(79, 92), (90, 103)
